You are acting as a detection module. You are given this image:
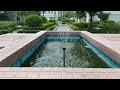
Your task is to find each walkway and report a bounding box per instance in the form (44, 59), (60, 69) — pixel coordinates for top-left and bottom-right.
(54, 24), (73, 31)
(0, 67), (120, 79)
(0, 33), (34, 49)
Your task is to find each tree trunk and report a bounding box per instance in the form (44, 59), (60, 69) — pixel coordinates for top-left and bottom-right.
(90, 15), (93, 30)
(43, 11), (44, 16)
(54, 11), (55, 20)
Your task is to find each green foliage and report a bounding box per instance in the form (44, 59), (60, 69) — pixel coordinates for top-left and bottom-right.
(0, 21), (17, 30)
(42, 22), (56, 29)
(29, 27), (41, 30)
(75, 11), (86, 19)
(25, 15), (42, 27)
(65, 11), (75, 18)
(0, 30), (12, 35)
(49, 20), (56, 22)
(17, 21), (25, 25)
(45, 25), (56, 30)
(22, 25), (29, 30)
(0, 11), (15, 21)
(72, 22), (89, 29)
(99, 22), (120, 33)
(104, 20), (115, 24)
(41, 16), (47, 23)
(22, 22), (57, 31)
(17, 30), (40, 33)
(62, 19), (75, 22)
(17, 11), (39, 17)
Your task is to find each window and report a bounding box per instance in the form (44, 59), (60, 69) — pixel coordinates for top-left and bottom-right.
(17, 16), (20, 21)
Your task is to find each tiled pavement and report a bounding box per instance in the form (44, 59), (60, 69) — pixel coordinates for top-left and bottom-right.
(1, 31), (120, 79)
(55, 24), (73, 31)
(0, 67), (120, 79)
(0, 33), (34, 48)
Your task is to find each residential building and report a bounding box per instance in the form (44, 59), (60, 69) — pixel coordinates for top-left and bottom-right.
(40, 11), (64, 20)
(100, 11), (120, 22)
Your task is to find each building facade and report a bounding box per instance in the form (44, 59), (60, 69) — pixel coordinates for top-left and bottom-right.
(40, 11), (64, 20)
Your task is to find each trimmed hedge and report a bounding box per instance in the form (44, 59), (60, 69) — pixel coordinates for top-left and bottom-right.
(0, 21), (17, 30)
(25, 15), (43, 27)
(22, 25), (29, 30)
(45, 25), (56, 30)
(17, 21), (25, 25)
(49, 20), (56, 22)
(41, 16), (47, 23)
(22, 22), (57, 31)
(42, 22), (56, 29)
(0, 30), (12, 35)
(72, 22), (89, 29)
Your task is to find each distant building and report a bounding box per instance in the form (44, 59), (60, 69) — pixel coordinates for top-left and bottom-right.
(40, 11), (64, 20)
(14, 11), (25, 22)
(100, 11), (120, 22)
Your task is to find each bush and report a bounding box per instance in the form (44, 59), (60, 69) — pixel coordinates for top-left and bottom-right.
(42, 22), (56, 29)
(22, 25), (29, 30)
(0, 21), (17, 30)
(102, 23), (120, 33)
(90, 22), (120, 33)
(45, 25), (56, 30)
(104, 20), (115, 24)
(0, 30), (12, 35)
(29, 27), (41, 30)
(62, 19), (75, 22)
(49, 20), (56, 22)
(17, 21), (25, 25)
(25, 15), (42, 27)
(72, 22), (81, 28)
(72, 22), (89, 29)
(17, 30), (40, 33)
(41, 16), (47, 23)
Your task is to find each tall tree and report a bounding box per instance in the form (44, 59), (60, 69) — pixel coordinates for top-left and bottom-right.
(0, 11), (15, 21)
(16, 11), (38, 17)
(75, 11), (86, 22)
(87, 11), (102, 29)
(65, 11), (75, 18)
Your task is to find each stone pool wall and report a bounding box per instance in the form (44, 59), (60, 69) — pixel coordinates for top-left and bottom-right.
(0, 31), (47, 66)
(80, 31), (120, 64)
(0, 31), (120, 66)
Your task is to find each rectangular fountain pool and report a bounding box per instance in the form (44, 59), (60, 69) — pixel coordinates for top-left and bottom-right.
(12, 35), (120, 68)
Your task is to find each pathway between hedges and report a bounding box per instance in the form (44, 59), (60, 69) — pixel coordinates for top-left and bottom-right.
(54, 24), (73, 31)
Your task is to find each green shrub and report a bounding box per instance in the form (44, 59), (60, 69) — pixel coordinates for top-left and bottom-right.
(25, 15), (42, 27)
(62, 19), (75, 22)
(17, 30), (40, 33)
(41, 16), (47, 23)
(0, 30), (12, 35)
(72, 22), (89, 29)
(104, 20), (115, 24)
(45, 25), (56, 30)
(42, 22), (56, 29)
(0, 21), (17, 30)
(72, 22), (81, 28)
(29, 27), (41, 30)
(49, 20), (56, 22)
(39, 25), (47, 30)
(17, 21), (25, 25)
(22, 25), (29, 30)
